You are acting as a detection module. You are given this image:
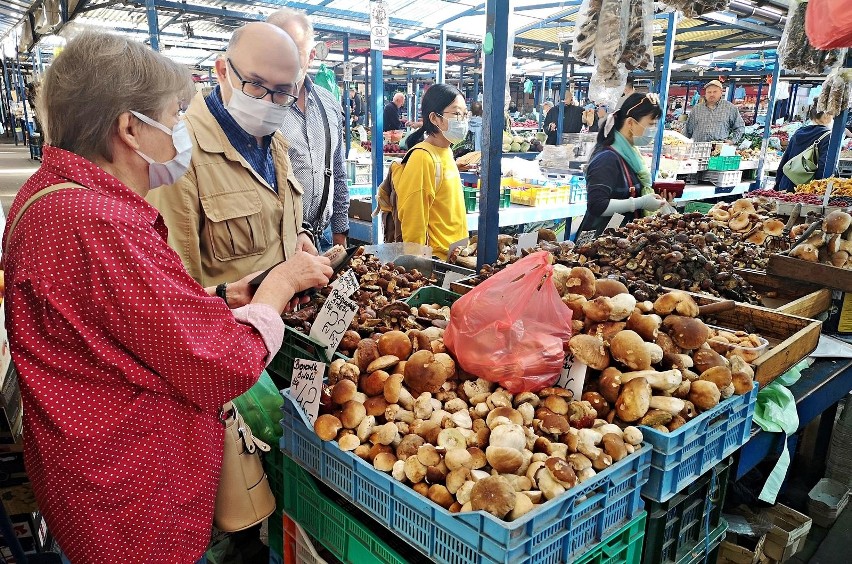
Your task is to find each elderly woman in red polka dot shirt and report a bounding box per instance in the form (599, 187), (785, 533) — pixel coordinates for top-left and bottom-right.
(1, 32), (333, 564)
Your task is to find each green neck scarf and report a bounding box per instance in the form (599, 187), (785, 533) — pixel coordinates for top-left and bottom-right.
(612, 131), (652, 192)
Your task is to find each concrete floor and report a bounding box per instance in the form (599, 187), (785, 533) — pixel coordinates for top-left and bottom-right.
(0, 137), (40, 214)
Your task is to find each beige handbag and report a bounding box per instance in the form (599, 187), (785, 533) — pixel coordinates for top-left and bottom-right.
(213, 401), (276, 532)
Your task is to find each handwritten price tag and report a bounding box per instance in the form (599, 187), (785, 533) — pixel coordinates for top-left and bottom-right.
(291, 358), (326, 426)
(605, 213), (625, 232)
(556, 352), (587, 400)
(516, 232), (538, 256)
(332, 269), (359, 298)
(310, 287), (359, 358)
(823, 181), (834, 209)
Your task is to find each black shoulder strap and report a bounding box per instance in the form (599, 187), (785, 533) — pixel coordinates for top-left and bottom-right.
(313, 91), (333, 239)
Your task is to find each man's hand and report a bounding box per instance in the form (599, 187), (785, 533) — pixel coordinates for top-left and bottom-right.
(333, 232), (347, 247)
(296, 232), (318, 255)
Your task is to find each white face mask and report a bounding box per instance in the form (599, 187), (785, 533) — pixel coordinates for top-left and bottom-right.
(442, 117), (469, 144)
(223, 67), (289, 137)
(130, 110), (192, 188)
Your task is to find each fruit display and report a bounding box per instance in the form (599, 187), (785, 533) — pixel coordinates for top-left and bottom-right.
(663, 130), (691, 146)
(511, 119), (540, 129)
(736, 148), (760, 160)
(750, 189), (852, 208)
(788, 210), (852, 268)
(502, 131), (542, 153)
(795, 177), (852, 197)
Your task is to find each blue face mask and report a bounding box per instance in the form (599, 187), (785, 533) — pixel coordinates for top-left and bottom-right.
(634, 125), (657, 147)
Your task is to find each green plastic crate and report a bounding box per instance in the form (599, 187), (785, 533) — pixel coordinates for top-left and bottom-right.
(683, 202), (714, 214)
(278, 453), (417, 564)
(405, 286), (461, 308)
(268, 508), (283, 560)
(462, 187), (510, 213)
(267, 326), (331, 389)
(642, 457), (732, 564)
(574, 511), (646, 564)
(676, 519), (727, 564)
(707, 156), (742, 171)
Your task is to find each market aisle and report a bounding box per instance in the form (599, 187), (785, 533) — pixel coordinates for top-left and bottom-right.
(0, 139), (39, 214)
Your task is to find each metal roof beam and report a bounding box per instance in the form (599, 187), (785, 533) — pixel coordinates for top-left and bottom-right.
(699, 13), (781, 38)
(514, 7), (579, 35)
(515, 1), (583, 11)
(405, 2), (485, 41)
(221, 0), (425, 29)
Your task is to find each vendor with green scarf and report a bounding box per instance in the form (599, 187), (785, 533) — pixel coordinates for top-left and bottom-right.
(576, 93), (666, 238)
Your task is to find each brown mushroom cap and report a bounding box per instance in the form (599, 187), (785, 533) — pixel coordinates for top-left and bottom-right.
(692, 348), (727, 373)
(747, 231), (768, 245)
(763, 218), (785, 237)
(331, 379), (358, 405)
(428, 484), (455, 509)
(470, 475), (517, 518)
(581, 392), (610, 418)
(360, 370), (391, 397)
(594, 278), (629, 298)
(626, 310), (662, 341)
(404, 350), (449, 394)
(598, 368), (623, 404)
(562, 295), (588, 320)
(583, 297), (613, 323)
(396, 434), (425, 460)
(486, 407), (525, 428)
(485, 446), (525, 474)
(545, 456), (578, 487)
(564, 267), (597, 299)
(354, 339), (380, 372)
(688, 380), (721, 411)
(700, 365), (733, 391)
(364, 395), (390, 417)
(824, 210), (852, 234)
(790, 243), (819, 262)
(367, 356), (400, 374)
(314, 414), (343, 441)
(378, 330), (413, 359)
(341, 400), (367, 429)
(373, 452), (397, 471)
(663, 316), (711, 350)
(615, 377), (652, 423)
(540, 413), (571, 435)
(568, 334), (610, 370)
(610, 330), (652, 371)
(731, 199), (755, 214)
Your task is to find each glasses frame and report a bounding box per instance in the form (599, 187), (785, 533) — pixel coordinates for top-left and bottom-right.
(227, 59), (298, 107)
(437, 111), (470, 123)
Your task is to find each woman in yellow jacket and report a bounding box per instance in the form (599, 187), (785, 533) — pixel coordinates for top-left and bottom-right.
(396, 84), (468, 260)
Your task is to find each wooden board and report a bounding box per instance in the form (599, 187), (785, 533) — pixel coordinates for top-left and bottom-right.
(735, 268), (823, 300)
(775, 289), (833, 319)
(767, 254), (852, 294)
(686, 294), (822, 388)
(450, 275), (477, 296)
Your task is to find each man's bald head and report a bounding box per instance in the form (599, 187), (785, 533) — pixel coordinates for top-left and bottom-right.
(393, 92), (405, 107)
(267, 8), (315, 71)
(217, 22), (300, 104)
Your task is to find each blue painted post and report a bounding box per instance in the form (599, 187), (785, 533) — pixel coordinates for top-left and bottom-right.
(406, 67), (413, 123)
(728, 79), (736, 102)
(556, 46), (567, 146)
(755, 56), (782, 190)
(473, 50), (481, 101)
(684, 84), (691, 110)
(343, 34), (351, 158)
(145, 0), (160, 51)
(370, 49), (384, 243)
(754, 80), (763, 126)
(651, 12), (677, 182)
(438, 29), (447, 84)
(14, 55), (29, 145)
(539, 72), (546, 127)
(478, 0), (509, 267)
(825, 109), (849, 178)
(364, 54), (370, 126)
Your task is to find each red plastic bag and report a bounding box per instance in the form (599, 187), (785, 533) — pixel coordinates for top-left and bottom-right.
(807, 0), (852, 50)
(444, 251), (573, 393)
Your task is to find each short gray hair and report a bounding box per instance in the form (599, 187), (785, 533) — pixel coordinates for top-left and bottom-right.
(39, 31), (194, 162)
(266, 7), (314, 52)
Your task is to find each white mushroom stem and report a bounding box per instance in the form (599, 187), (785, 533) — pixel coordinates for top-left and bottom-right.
(620, 369), (682, 392)
(648, 396), (686, 415)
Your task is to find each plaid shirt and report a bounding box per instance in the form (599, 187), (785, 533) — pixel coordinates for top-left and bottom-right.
(205, 86), (277, 191)
(279, 77), (349, 235)
(685, 99), (745, 143)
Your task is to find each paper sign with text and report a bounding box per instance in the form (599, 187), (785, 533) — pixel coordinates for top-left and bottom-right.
(442, 270), (468, 290)
(823, 181), (834, 208)
(605, 213), (625, 232)
(332, 269), (359, 298)
(290, 358), (326, 425)
(556, 353), (588, 400)
(370, 1), (390, 51)
(310, 288), (359, 358)
(343, 62), (354, 82)
(516, 232), (538, 256)
(575, 230), (596, 247)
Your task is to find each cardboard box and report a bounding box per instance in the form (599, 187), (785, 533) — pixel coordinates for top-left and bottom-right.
(762, 504), (812, 562)
(719, 535), (771, 564)
(348, 197), (373, 222)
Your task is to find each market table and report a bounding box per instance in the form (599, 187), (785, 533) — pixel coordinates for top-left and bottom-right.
(736, 358), (852, 480)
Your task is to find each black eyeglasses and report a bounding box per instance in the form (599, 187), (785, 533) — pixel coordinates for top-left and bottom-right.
(227, 59), (298, 107)
(437, 111), (470, 123)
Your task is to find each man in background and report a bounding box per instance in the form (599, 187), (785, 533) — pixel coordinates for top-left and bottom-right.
(686, 79), (745, 143)
(383, 92), (405, 131)
(544, 90), (583, 145)
(268, 8), (349, 251)
(350, 87), (364, 125)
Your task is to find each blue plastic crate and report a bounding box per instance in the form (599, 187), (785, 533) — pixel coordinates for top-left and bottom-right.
(280, 390), (651, 564)
(641, 383), (757, 502)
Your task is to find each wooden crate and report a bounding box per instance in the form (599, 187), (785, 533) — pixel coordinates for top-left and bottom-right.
(449, 274), (478, 296)
(768, 254), (852, 293)
(735, 268), (832, 319)
(686, 294), (821, 387)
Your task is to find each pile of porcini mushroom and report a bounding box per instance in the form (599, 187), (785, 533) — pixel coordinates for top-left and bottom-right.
(557, 267), (756, 432)
(788, 210), (852, 268)
(313, 327), (644, 521)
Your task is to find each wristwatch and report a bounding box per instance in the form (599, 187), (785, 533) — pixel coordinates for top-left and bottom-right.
(299, 222), (316, 244)
(215, 283), (228, 306)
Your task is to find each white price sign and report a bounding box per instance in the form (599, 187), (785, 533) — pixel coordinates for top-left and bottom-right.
(605, 213), (625, 232)
(442, 270), (468, 290)
(516, 232), (538, 256)
(332, 269), (359, 298)
(343, 62), (354, 82)
(556, 352), (587, 400)
(370, 1), (390, 51)
(291, 358), (326, 425)
(310, 287), (359, 358)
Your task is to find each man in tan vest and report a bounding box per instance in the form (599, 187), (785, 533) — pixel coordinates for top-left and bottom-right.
(148, 22), (316, 303)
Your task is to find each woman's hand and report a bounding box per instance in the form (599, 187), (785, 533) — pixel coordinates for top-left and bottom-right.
(636, 192), (665, 211)
(252, 252), (333, 313)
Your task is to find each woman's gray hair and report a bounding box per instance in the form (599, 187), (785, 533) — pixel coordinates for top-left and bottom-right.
(39, 31), (194, 162)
